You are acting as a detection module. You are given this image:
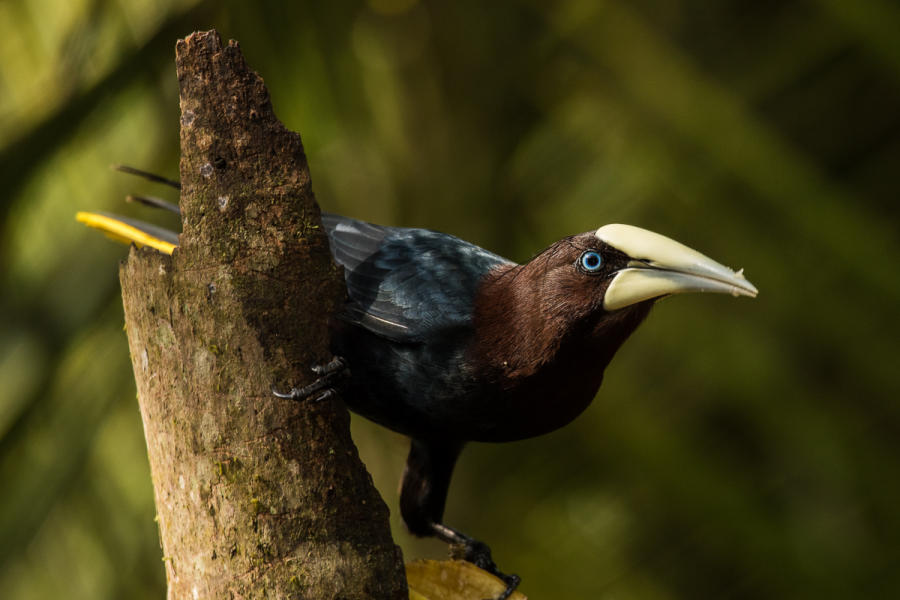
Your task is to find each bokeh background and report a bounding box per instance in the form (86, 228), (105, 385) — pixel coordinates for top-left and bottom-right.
(2, 0), (899, 598)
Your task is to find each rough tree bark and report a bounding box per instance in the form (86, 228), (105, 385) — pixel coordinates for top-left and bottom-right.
(119, 30), (407, 599)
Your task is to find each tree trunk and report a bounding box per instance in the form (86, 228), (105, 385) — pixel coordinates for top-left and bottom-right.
(119, 30), (407, 600)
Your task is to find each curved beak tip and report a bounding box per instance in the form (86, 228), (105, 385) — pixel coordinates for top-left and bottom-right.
(729, 268), (758, 298)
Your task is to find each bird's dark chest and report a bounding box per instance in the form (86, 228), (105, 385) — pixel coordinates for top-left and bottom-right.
(465, 296), (652, 442)
(464, 337), (609, 442)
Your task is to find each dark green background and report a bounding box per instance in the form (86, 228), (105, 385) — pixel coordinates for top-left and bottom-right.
(1, 1), (898, 598)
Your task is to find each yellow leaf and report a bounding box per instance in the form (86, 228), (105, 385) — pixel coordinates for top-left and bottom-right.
(406, 559), (527, 600)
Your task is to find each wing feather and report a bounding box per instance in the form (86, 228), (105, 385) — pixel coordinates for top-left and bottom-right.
(321, 213), (513, 341)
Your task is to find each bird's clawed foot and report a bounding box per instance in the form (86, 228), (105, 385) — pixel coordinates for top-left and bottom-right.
(272, 356), (349, 403)
(449, 538), (521, 600)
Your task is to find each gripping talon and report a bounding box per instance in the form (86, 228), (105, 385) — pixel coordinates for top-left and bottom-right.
(447, 537), (520, 600)
(272, 356), (349, 403)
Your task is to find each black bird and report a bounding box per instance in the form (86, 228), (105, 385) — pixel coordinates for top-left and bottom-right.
(78, 205), (758, 598)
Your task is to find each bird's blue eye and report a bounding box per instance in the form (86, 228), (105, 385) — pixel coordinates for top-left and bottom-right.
(580, 250), (603, 272)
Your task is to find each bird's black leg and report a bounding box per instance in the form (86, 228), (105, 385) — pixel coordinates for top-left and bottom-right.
(272, 356), (349, 403)
(400, 438), (521, 600)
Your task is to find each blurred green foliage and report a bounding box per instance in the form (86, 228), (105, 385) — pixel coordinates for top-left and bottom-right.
(1, 0), (898, 598)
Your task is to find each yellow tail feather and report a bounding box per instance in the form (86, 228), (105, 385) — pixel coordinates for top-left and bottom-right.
(76, 211), (176, 255)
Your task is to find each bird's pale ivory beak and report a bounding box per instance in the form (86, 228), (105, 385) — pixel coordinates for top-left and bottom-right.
(596, 224), (758, 311)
